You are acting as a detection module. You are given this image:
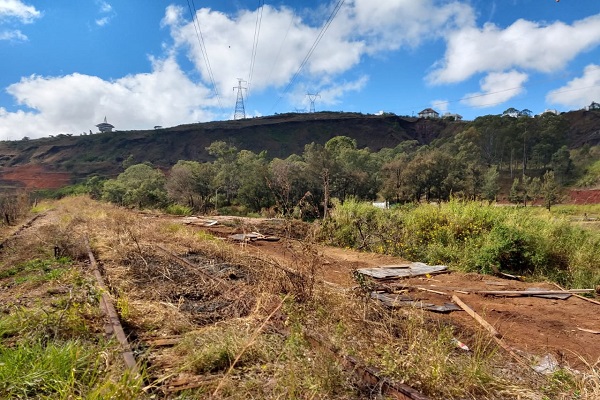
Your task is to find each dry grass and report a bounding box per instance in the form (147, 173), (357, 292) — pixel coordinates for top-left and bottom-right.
(4, 196), (598, 399)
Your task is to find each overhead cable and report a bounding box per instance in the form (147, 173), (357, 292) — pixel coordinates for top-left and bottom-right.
(247, 0), (265, 98)
(187, 0), (224, 111)
(271, 0), (346, 111)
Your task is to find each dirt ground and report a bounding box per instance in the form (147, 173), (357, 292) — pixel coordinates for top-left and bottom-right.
(182, 215), (600, 371)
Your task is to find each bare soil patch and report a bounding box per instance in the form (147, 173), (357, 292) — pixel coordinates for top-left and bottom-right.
(189, 215), (600, 370)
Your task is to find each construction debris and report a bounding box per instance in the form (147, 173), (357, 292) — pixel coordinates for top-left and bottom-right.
(228, 232), (280, 242)
(478, 289), (593, 297)
(357, 263), (448, 280)
(371, 292), (461, 313)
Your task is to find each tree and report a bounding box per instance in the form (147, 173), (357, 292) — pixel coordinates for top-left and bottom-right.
(236, 150), (275, 211)
(102, 163), (167, 208)
(540, 170), (561, 211)
(166, 161), (214, 211)
(509, 178), (522, 205)
(206, 141), (240, 205)
(550, 145), (572, 183)
(303, 142), (333, 218)
(268, 156), (311, 216)
(482, 166), (500, 203)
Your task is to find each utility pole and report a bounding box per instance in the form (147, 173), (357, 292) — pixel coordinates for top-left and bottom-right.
(233, 78), (247, 120)
(306, 93), (320, 113)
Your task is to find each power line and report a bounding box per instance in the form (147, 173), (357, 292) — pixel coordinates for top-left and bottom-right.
(187, 0), (224, 111)
(271, 0), (346, 112)
(247, 0), (265, 98)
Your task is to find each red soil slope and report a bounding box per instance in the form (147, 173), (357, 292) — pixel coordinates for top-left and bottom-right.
(0, 165), (71, 189)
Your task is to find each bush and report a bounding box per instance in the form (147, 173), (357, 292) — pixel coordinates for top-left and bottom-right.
(322, 200), (600, 287)
(164, 204), (193, 216)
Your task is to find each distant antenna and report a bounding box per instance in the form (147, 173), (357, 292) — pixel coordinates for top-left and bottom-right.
(307, 93), (320, 113)
(233, 78), (248, 120)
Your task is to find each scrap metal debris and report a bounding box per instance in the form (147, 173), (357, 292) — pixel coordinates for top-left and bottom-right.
(371, 292), (461, 313)
(228, 232), (280, 242)
(357, 262), (448, 280)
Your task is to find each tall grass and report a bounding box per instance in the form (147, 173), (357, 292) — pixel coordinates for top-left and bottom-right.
(321, 199), (600, 287)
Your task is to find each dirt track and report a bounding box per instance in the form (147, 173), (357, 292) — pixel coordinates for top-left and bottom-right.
(190, 215), (600, 370)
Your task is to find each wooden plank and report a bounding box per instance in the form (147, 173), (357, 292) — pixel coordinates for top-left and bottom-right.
(478, 289), (593, 296)
(551, 282), (600, 306)
(577, 327), (600, 334)
(452, 295), (501, 338)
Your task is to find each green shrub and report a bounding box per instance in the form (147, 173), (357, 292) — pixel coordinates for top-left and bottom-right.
(164, 204), (193, 216)
(322, 200), (600, 287)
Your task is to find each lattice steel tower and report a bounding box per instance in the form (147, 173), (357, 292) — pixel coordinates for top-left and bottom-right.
(307, 93), (320, 113)
(233, 78), (247, 120)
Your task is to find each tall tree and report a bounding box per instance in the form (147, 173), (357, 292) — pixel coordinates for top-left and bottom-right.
(166, 160), (214, 211)
(540, 170), (561, 211)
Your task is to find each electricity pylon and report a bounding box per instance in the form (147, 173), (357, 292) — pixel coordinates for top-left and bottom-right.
(307, 93), (320, 113)
(233, 78), (247, 120)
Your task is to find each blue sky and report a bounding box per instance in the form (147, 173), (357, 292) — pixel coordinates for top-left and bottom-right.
(0, 0), (599, 140)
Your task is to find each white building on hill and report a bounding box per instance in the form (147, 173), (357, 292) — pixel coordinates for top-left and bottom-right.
(96, 116), (115, 133)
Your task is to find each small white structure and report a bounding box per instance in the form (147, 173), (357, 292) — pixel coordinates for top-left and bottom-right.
(418, 108), (439, 119)
(442, 112), (463, 121)
(96, 116), (115, 133)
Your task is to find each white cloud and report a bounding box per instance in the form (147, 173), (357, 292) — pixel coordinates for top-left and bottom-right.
(461, 70), (528, 108)
(0, 0), (40, 23)
(95, 1), (114, 27)
(98, 1), (112, 13)
(345, 0), (475, 53)
(429, 14), (600, 84)
(0, 28), (26, 41)
(0, 1), (481, 139)
(0, 57), (216, 140)
(431, 99), (449, 114)
(163, 1), (475, 106)
(95, 17), (110, 27)
(547, 64), (600, 109)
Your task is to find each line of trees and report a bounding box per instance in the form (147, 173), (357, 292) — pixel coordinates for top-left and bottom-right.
(97, 124), (574, 217)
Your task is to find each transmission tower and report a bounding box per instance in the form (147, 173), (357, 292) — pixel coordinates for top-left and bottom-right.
(307, 93), (320, 113)
(233, 78), (247, 120)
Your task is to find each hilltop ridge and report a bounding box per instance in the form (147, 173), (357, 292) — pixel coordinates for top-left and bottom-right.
(0, 110), (599, 189)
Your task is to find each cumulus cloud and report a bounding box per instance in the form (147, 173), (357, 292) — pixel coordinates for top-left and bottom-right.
(461, 70), (528, 108)
(0, 28), (26, 41)
(344, 0), (475, 53)
(0, 0), (40, 23)
(429, 14), (600, 84)
(547, 64), (600, 109)
(0, 57), (216, 140)
(162, 1), (475, 106)
(0, 1), (480, 138)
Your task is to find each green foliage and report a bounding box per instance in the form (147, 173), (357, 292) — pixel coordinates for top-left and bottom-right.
(322, 200), (600, 287)
(102, 163), (167, 208)
(164, 203), (193, 216)
(0, 340), (102, 399)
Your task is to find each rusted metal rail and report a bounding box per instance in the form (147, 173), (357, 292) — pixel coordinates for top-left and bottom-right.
(85, 237), (139, 374)
(278, 327), (431, 400)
